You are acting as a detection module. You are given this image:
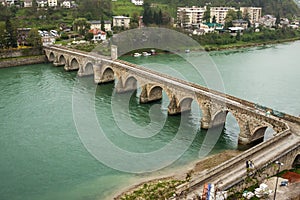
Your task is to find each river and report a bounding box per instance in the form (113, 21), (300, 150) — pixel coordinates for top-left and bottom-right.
(0, 41), (300, 200)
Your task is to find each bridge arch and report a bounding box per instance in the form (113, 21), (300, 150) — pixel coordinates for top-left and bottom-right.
(179, 97), (195, 113)
(252, 125), (275, 143)
(101, 67), (115, 83)
(70, 58), (79, 69)
(148, 85), (164, 101)
(84, 62), (94, 75)
(211, 109), (241, 144)
(292, 154), (300, 168)
(211, 110), (229, 127)
(124, 76), (138, 91)
(48, 52), (55, 62)
(58, 55), (66, 65)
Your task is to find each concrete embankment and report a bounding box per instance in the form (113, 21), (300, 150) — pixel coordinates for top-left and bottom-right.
(0, 55), (48, 68)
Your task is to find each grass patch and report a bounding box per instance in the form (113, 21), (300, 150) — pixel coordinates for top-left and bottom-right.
(120, 179), (186, 200)
(112, 0), (143, 17)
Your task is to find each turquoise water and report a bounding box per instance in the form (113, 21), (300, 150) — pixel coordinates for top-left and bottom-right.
(0, 41), (300, 200)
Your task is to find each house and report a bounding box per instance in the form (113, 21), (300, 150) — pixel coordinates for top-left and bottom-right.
(89, 29), (107, 41)
(24, 0), (32, 7)
(259, 15), (276, 28)
(48, 0), (57, 7)
(17, 28), (31, 46)
(36, 0), (47, 7)
(88, 20), (111, 31)
(0, 0), (17, 6)
(131, 0), (143, 5)
(113, 16), (130, 29)
(42, 36), (56, 46)
(192, 29), (205, 35)
(228, 27), (244, 36)
(232, 19), (248, 29)
(193, 22), (223, 35)
(89, 20), (101, 30)
(104, 20), (112, 31)
(280, 18), (290, 26)
(61, 0), (71, 8)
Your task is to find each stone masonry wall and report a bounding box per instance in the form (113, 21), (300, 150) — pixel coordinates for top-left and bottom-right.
(0, 55), (47, 68)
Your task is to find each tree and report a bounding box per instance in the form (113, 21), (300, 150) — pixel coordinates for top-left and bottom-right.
(73, 18), (90, 36)
(5, 19), (17, 48)
(275, 12), (281, 28)
(101, 17), (105, 32)
(0, 22), (5, 49)
(26, 28), (42, 47)
(212, 15), (217, 23)
(203, 7), (211, 23)
(224, 9), (237, 28)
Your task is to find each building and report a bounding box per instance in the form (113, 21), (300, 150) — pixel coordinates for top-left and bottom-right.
(210, 7), (237, 25)
(89, 29), (107, 41)
(177, 6), (207, 29)
(48, 0), (57, 7)
(193, 22), (223, 35)
(61, 0), (71, 8)
(232, 19), (248, 29)
(36, 0), (47, 7)
(113, 16), (131, 29)
(24, 0), (32, 7)
(131, 0), (143, 5)
(104, 20), (112, 31)
(259, 15), (276, 28)
(89, 20), (101, 30)
(0, 0), (17, 6)
(240, 7), (262, 25)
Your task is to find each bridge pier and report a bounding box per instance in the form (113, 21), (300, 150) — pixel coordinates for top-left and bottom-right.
(200, 107), (211, 129)
(168, 95), (181, 115)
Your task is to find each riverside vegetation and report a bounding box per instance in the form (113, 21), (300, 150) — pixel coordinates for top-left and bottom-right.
(1, 0), (300, 51)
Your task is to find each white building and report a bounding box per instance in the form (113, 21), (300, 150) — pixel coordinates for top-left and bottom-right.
(24, 0), (32, 7)
(104, 20), (112, 31)
(131, 0), (143, 5)
(36, 0), (47, 7)
(61, 0), (71, 8)
(259, 15), (276, 28)
(48, 0), (57, 7)
(0, 0), (16, 6)
(177, 6), (207, 29)
(89, 20), (101, 30)
(113, 16), (131, 29)
(210, 7), (237, 24)
(240, 7), (262, 25)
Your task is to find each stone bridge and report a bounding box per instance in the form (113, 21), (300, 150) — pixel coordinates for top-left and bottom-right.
(43, 45), (300, 199)
(43, 45), (292, 146)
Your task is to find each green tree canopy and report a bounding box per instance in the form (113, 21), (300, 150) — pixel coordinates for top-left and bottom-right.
(224, 9), (237, 28)
(26, 28), (42, 47)
(203, 7), (211, 23)
(73, 18), (90, 36)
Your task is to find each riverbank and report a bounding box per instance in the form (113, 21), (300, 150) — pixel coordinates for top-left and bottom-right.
(115, 150), (241, 200)
(0, 55), (47, 68)
(202, 36), (300, 51)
